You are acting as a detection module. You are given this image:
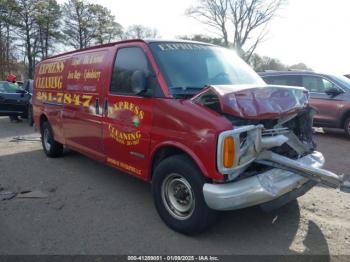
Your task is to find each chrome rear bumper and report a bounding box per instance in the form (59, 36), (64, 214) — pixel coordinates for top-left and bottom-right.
(203, 151), (325, 211)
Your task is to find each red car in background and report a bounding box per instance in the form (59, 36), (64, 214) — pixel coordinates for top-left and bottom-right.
(260, 71), (350, 137)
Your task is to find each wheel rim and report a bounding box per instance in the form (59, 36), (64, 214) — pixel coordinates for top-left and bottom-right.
(347, 121), (350, 135)
(43, 128), (51, 151)
(161, 174), (195, 220)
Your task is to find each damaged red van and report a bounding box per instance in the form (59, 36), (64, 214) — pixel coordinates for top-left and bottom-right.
(33, 40), (349, 234)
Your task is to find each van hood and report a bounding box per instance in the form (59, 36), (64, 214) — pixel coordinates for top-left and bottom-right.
(191, 84), (309, 120)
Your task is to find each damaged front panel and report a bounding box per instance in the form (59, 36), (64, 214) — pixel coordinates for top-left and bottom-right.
(194, 84), (349, 191)
(192, 84), (309, 119)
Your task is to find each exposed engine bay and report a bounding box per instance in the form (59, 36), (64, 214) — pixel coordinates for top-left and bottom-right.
(192, 85), (349, 191)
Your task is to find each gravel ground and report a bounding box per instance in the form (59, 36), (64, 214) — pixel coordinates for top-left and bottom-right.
(0, 116), (349, 257)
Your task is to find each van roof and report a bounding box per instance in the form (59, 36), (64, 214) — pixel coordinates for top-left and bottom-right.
(42, 39), (213, 61)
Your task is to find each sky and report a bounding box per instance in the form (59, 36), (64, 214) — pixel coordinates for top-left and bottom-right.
(57, 0), (350, 74)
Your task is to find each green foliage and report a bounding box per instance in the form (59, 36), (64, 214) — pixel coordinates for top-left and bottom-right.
(89, 4), (123, 45)
(62, 0), (123, 49)
(249, 53), (312, 72)
(62, 0), (94, 49)
(33, 0), (62, 58)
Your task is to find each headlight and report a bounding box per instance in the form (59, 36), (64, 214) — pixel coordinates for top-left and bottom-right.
(217, 125), (263, 179)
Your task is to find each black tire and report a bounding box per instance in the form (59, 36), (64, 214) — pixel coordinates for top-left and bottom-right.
(152, 154), (218, 235)
(28, 105), (34, 126)
(345, 116), (350, 137)
(41, 121), (63, 158)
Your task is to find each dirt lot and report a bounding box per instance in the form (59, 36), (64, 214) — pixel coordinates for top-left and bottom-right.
(0, 116), (349, 256)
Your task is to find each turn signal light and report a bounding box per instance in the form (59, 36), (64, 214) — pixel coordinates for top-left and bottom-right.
(223, 136), (235, 168)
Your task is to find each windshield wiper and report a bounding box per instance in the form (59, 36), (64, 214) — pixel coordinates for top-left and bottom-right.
(170, 85), (209, 98)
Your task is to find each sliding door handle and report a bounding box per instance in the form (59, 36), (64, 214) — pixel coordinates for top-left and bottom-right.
(95, 98), (100, 115)
(103, 99), (108, 116)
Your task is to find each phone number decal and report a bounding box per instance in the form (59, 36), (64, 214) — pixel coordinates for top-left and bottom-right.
(36, 91), (93, 107)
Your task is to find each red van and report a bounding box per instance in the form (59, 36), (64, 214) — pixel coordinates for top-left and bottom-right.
(33, 40), (348, 234)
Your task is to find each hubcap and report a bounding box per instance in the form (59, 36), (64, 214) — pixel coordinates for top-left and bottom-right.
(347, 122), (350, 134)
(43, 129), (51, 151)
(161, 174), (195, 220)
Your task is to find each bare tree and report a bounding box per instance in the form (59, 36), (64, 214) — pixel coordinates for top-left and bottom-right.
(229, 0), (285, 61)
(124, 25), (159, 39)
(0, 0), (12, 78)
(289, 63), (312, 71)
(186, 0), (229, 47)
(186, 0), (286, 61)
(11, 0), (39, 78)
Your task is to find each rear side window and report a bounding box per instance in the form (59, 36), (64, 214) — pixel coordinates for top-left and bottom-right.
(263, 75), (302, 86)
(110, 47), (150, 94)
(302, 76), (324, 92)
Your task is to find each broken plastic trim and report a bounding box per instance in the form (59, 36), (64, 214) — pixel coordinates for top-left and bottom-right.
(256, 151), (342, 188)
(217, 125), (261, 178)
(217, 124), (291, 180)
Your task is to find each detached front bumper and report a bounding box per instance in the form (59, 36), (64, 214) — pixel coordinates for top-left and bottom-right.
(203, 151), (325, 211)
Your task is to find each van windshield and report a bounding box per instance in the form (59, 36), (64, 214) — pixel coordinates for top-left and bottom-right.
(149, 42), (264, 97)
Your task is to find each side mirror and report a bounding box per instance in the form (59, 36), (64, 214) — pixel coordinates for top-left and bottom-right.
(325, 87), (343, 96)
(131, 70), (147, 95)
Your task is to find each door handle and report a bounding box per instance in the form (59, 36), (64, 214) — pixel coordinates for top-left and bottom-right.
(95, 98), (100, 115)
(103, 99), (108, 116)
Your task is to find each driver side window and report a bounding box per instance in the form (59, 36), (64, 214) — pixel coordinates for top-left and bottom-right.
(302, 76), (325, 93)
(322, 78), (336, 91)
(110, 47), (150, 95)
(0, 83), (6, 93)
(301, 75), (341, 93)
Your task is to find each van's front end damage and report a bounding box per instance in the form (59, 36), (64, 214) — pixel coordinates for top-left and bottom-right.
(192, 85), (350, 211)
(204, 151), (323, 210)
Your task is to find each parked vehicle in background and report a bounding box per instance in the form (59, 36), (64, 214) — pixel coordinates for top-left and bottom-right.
(23, 79), (34, 126)
(259, 71), (350, 137)
(0, 80), (31, 119)
(33, 40), (348, 234)
(17, 81), (24, 89)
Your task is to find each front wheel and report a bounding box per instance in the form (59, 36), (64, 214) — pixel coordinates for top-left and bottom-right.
(41, 121), (63, 158)
(152, 155), (218, 235)
(345, 116), (350, 137)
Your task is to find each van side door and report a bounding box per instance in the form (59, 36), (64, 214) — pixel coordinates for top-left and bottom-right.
(62, 50), (110, 161)
(103, 44), (156, 180)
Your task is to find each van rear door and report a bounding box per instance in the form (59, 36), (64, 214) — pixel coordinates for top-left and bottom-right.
(103, 44), (154, 179)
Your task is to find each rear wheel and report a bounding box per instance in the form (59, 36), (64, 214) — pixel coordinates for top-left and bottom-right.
(344, 116), (350, 137)
(41, 121), (63, 157)
(152, 155), (218, 235)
